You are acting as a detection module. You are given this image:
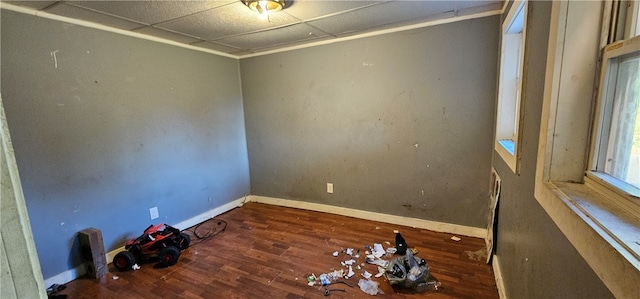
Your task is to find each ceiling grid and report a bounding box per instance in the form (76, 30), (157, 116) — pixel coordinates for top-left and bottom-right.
(2, 0), (503, 57)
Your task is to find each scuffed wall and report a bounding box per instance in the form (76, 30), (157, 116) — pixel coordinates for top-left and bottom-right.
(1, 10), (249, 279)
(241, 16), (499, 228)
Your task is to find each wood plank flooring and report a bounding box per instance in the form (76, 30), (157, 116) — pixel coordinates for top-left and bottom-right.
(60, 202), (499, 298)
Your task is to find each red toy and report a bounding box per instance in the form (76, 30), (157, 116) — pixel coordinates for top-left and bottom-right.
(113, 223), (190, 271)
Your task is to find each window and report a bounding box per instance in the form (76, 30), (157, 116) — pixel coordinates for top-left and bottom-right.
(495, 0), (526, 174)
(624, 1), (640, 39)
(533, 2), (640, 297)
(589, 35), (640, 201)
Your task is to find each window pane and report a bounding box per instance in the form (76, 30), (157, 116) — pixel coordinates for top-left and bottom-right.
(605, 54), (640, 189)
(498, 139), (516, 155)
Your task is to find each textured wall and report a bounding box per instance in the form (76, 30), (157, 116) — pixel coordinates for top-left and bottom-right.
(1, 10), (249, 279)
(241, 16), (499, 228)
(492, 2), (614, 298)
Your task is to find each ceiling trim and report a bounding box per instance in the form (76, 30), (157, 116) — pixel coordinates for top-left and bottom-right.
(1, 2), (505, 61)
(238, 8), (503, 59)
(0, 2), (238, 59)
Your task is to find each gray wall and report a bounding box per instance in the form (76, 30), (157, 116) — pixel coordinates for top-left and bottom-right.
(241, 16), (499, 228)
(1, 10), (249, 279)
(492, 2), (614, 298)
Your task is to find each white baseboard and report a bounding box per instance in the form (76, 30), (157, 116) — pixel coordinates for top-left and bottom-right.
(45, 195), (487, 286)
(247, 195), (487, 238)
(492, 255), (507, 299)
(43, 196), (247, 286)
(43, 264), (86, 289)
(105, 196), (247, 264)
(172, 196), (247, 231)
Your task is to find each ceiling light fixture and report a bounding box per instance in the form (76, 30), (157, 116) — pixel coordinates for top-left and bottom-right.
(244, 0), (285, 20)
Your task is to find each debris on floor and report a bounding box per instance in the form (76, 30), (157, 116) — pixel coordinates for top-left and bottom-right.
(324, 288), (347, 296)
(372, 243), (386, 258)
(347, 266), (355, 278)
(341, 259), (356, 266)
(451, 236), (462, 242)
(46, 284), (66, 294)
(385, 250), (440, 293)
(385, 247), (397, 257)
(465, 248), (488, 262)
(307, 274), (317, 286)
(395, 231), (408, 255)
(362, 270), (372, 279)
(320, 273), (331, 285)
(358, 278), (382, 295)
(46, 283), (67, 299)
(305, 230), (442, 296)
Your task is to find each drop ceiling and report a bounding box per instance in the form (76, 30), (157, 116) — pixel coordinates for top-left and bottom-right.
(2, 1), (503, 58)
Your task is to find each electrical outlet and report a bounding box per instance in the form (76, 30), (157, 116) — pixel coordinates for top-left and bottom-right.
(149, 206), (159, 220)
(327, 183), (334, 194)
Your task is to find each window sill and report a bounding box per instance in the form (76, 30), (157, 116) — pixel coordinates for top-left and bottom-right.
(495, 140), (518, 174)
(534, 180), (640, 298)
(587, 171), (640, 201)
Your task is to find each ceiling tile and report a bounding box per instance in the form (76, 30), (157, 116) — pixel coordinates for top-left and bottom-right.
(156, 2), (302, 40)
(215, 23), (329, 50)
(44, 3), (146, 30)
(282, 0), (382, 21)
(306, 1), (458, 36)
(133, 26), (203, 44)
(4, 1), (57, 10)
(68, 1), (236, 25)
(3, 0), (504, 56)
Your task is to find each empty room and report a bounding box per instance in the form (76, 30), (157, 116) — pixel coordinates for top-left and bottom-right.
(1, 1), (638, 298)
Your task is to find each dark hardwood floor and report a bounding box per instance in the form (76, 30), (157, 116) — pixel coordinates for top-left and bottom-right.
(60, 202), (499, 298)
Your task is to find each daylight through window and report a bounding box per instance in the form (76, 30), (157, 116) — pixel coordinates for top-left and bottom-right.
(495, 0), (526, 174)
(593, 41), (640, 195)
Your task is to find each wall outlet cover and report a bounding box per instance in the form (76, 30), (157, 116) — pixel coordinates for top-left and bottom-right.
(149, 206), (159, 220)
